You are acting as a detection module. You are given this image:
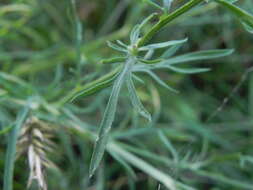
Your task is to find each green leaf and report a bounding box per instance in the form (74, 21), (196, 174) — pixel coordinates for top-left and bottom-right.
(130, 25), (141, 45)
(163, 0), (173, 13)
(139, 13), (158, 29)
(0, 125), (13, 136)
(142, 0), (163, 10)
(158, 130), (178, 161)
(139, 38), (188, 51)
(100, 57), (126, 64)
(144, 49), (155, 59)
(107, 41), (127, 53)
(164, 65), (211, 74)
(3, 101), (30, 190)
(136, 69), (178, 93)
(196, 170), (253, 189)
(108, 150), (137, 179)
(130, 13), (158, 45)
(132, 74), (145, 84)
(161, 49), (234, 65)
(89, 57), (136, 177)
(242, 22), (253, 34)
(216, 0), (253, 32)
(161, 43), (183, 58)
(108, 142), (177, 190)
(60, 66), (122, 104)
(126, 74), (152, 121)
(139, 58), (163, 64)
(0, 72), (32, 89)
(116, 40), (128, 48)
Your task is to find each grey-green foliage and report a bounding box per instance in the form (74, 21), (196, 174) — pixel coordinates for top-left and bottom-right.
(2, 0), (253, 189)
(3, 99), (31, 190)
(216, 0), (253, 33)
(89, 56), (136, 177)
(89, 14), (233, 177)
(142, 0), (174, 13)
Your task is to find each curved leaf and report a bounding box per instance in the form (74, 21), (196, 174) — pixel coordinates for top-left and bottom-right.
(89, 57), (136, 177)
(139, 38), (188, 51)
(164, 65), (211, 74)
(161, 49), (234, 65)
(59, 66), (122, 104)
(3, 101), (30, 190)
(135, 69), (178, 93)
(126, 74), (151, 121)
(216, 0), (253, 32)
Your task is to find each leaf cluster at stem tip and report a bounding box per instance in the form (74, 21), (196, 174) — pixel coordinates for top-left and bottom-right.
(88, 0), (236, 178)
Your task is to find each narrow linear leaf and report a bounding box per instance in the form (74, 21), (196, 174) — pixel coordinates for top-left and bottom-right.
(139, 58), (163, 64)
(61, 66), (122, 104)
(100, 57), (126, 64)
(196, 170), (253, 189)
(164, 65), (211, 74)
(3, 102), (30, 190)
(139, 13), (158, 29)
(0, 4), (31, 14)
(70, 75), (118, 102)
(163, 0), (173, 13)
(132, 74), (145, 84)
(108, 142), (177, 190)
(130, 25), (141, 45)
(242, 22), (253, 34)
(108, 150), (137, 179)
(139, 38), (188, 51)
(0, 72), (32, 89)
(71, 0), (83, 79)
(142, 0), (163, 10)
(162, 49), (234, 65)
(144, 49), (154, 59)
(0, 125), (13, 136)
(137, 69), (178, 93)
(116, 40), (128, 48)
(161, 43), (183, 58)
(107, 41), (127, 53)
(89, 57), (136, 177)
(126, 74), (151, 121)
(216, 0), (253, 32)
(158, 130), (178, 161)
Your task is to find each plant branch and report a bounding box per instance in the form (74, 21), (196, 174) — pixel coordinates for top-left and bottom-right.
(61, 0), (205, 104)
(137, 0), (204, 47)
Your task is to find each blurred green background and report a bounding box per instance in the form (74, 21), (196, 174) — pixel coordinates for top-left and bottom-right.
(1, 0), (253, 189)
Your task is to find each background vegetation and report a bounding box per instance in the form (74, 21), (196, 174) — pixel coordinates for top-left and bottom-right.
(1, 0), (253, 189)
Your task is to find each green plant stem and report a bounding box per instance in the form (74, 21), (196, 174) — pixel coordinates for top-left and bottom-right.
(61, 0), (205, 104)
(57, 66), (122, 105)
(137, 0), (204, 47)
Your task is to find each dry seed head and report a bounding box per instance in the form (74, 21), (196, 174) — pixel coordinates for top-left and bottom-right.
(17, 116), (56, 190)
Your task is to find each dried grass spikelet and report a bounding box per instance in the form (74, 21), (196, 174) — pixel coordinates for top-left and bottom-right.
(17, 116), (55, 190)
